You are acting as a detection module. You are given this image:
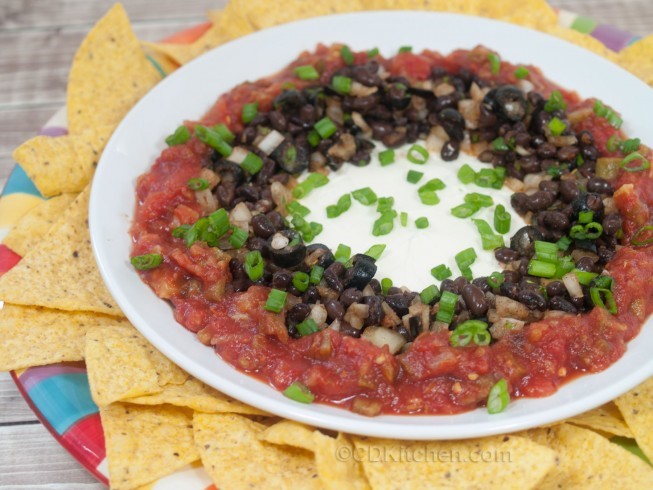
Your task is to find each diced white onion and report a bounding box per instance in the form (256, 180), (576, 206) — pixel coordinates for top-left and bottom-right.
(361, 327), (406, 355)
(562, 272), (584, 299)
(516, 79), (534, 93)
(227, 146), (249, 164)
(270, 232), (289, 250)
(310, 304), (328, 326)
(229, 202), (252, 230)
(350, 81), (378, 97)
(257, 130), (285, 155)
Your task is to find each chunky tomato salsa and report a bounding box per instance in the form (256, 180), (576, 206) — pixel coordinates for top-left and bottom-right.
(131, 44), (653, 415)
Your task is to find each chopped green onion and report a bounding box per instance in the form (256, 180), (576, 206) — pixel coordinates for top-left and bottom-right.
(332, 75), (352, 94)
(400, 212), (408, 227)
(474, 167), (505, 189)
(488, 272), (504, 289)
(548, 117), (567, 136)
(593, 99), (622, 129)
(458, 164), (476, 184)
(294, 65), (319, 80)
(314, 117), (337, 139)
(379, 149), (396, 166)
(570, 222), (603, 240)
(573, 269), (598, 286)
(283, 381), (314, 403)
(450, 320), (491, 347)
(420, 285), (440, 305)
(555, 256), (575, 278)
(309, 265), (324, 285)
(286, 200), (310, 217)
(229, 227), (248, 248)
(296, 318), (319, 336)
(544, 90), (567, 112)
(606, 134), (621, 153)
(488, 52), (501, 75)
(376, 197), (395, 213)
(381, 277), (393, 295)
(172, 224), (190, 239)
(340, 45), (354, 65)
(465, 193), (493, 208)
(265, 288), (287, 313)
(241, 152), (263, 174)
(183, 218), (206, 247)
(212, 124), (235, 143)
(631, 225), (653, 246)
(208, 208), (230, 238)
(472, 219), (505, 250)
(460, 267), (473, 281)
(493, 204), (511, 234)
(372, 211), (396, 236)
(514, 66), (529, 79)
(241, 102), (259, 124)
(335, 244), (351, 263)
(436, 291), (458, 324)
(415, 217), (429, 229)
(487, 379), (509, 414)
(620, 152), (650, 173)
(364, 244), (386, 260)
(165, 125), (191, 146)
(418, 190), (440, 206)
(326, 193), (352, 218)
(352, 187), (378, 206)
(399, 46), (412, 53)
(419, 179), (446, 192)
(187, 177), (209, 191)
(245, 250), (264, 281)
(578, 210), (594, 224)
(590, 287), (617, 314)
(407, 144), (429, 164)
(292, 172), (329, 199)
(431, 264), (452, 281)
(592, 275), (614, 290)
(307, 130), (321, 147)
(293, 271), (310, 293)
(407, 170), (424, 184)
(534, 240), (559, 263)
(620, 138), (641, 154)
(194, 125), (232, 156)
(451, 203), (480, 219)
(367, 47), (379, 58)
(556, 235), (572, 251)
(455, 247), (477, 272)
(492, 137), (510, 151)
(131, 253), (163, 270)
(528, 259), (557, 278)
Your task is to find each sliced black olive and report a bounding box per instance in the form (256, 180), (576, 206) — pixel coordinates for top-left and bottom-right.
(483, 85), (527, 123)
(343, 254), (377, 290)
(571, 192), (605, 222)
(273, 89), (307, 113)
(438, 108), (465, 142)
(510, 226), (544, 257)
(267, 229), (306, 268)
(212, 161), (245, 184)
(305, 243), (335, 268)
(271, 139), (310, 174)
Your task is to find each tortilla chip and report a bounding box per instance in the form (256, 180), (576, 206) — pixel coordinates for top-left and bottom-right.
(125, 376), (266, 415)
(101, 403), (198, 490)
(567, 402), (634, 438)
(0, 303), (128, 371)
(193, 413), (321, 490)
(541, 25), (619, 63)
(351, 434), (555, 489)
(0, 186), (121, 315)
(362, 0), (480, 14)
(614, 377), (653, 463)
(258, 420), (317, 451)
(85, 325), (163, 406)
(313, 432), (370, 490)
(526, 423), (653, 488)
(141, 342), (188, 387)
(478, 0), (556, 29)
(234, 0), (364, 30)
(618, 34), (653, 86)
(67, 4), (162, 134)
(3, 193), (76, 256)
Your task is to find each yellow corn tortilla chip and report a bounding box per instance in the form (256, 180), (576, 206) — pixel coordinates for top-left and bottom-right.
(0, 186), (121, 315)
(541, 25), (619, 63)
(3, 193), (76, 256)
(618, 34), (653, 86)
(614, 377), (653, 463)
(12, 125), (114, 197)
(567, 402), (633, 438)
(140, 340), (188, 387)
(258, 420), (317, 451)
(526, 423), (653, 488)
(0, 303), (128, 371)
(67, 4), (162, 134)
(193, 413), (321, 490)
(86, 325), (163, 406)
(362, 0), (480, 14)
(234, 0), (364, 30)
(101, 403), (199, 490)
(312, 432), (370, 490)
(351, 434), (555, 490)
(125, 376), (266, 415)
(478, 0), (556, 29)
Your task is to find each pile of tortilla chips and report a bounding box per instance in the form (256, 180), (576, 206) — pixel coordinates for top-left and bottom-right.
(2, 1), (653, 489)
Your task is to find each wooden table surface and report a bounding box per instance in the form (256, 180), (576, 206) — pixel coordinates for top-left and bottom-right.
(1, 0), (651, 488)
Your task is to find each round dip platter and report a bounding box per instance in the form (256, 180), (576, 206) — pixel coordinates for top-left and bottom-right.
(90, 11), (653, 440)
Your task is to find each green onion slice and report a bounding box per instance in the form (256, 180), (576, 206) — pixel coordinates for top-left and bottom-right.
(488, 52), (501, 75)
(514, 66), (529, 79)
(379, 149), (396, 166)
(352, 187), (378, 205)
(194, 125), (232, 156)
(292, 271), (310, 293)
(590, 287), (618, 314)
(372, 211), (396, 236)
(472, 219), (505, 250)
(431, 264), (452, 281)
(335, 243), (351, 263)
(407, 170), (424, 183)
(436, 291), (458, 324)
(381, 277), (393, 295)
(131, 253), (163, 270)
(187, 177), (209, 191)
(420, 285), (440, 305)
(297, 318), (319, 336)
(458, 164), (476, 184)
(415, 217), (429, 229)
(632, 225), (653, 246)
(400, 211), (408, 227)
(451, 202), (480, 219)
(620, 152), (650, 173)
(314, 117), (337, 139)
(455, 247), (477, 271)
(341, 45), (354, 65)
(548, 117), (567, 136)
(407, 144), (429, 164)
(450, 320), (491, 347)
(241, 102), (259, 124)
(332, 75), (352, 94)
(309, 265), (324, 285)
(487, 379), (510, 414)
(228, 227), (249, 248)
(487, 272), (504, 289)
(294, 65), (319, 80)
(264, 288), (287, 313)
(364, 244), (386, 261)
(465, 192), (493, 208)
(544, 90), (567, 112)
(241, 152), (263, 175)
(493, 204), (511, 234)
(528, 259), (557, 278)
(245, 250), (264, 281)
(283, 381), (314, 403)
(165, 125), (191, 146)
(286, 200), (310, 218)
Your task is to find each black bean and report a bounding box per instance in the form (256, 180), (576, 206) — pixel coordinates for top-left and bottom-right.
(324, 262), (345, 294)
(303, 286), (321, 304)
(537, 142), (557, 159)
(517, 289), (547, 310)
(362, 296), (383, 326)
(511, 193), (530, 215)
(432, 94), (458, 112)
(559, 180), (580, 203)
(478, 150), (495, 163)
(299, 105), (316, 124)
(557, 146), (579, 162)
(339, 321), (361, 338)
(519, 155), (541, 174)
(266, 211), (286, 231)
(575, 257), (597, 273)
(324, 299), (345, 321)
(440, 279), (457, 294)
(549, 296), (577, 314)
(495, 247), (520, 263)
(216, 182), (236, 208)
(340, 288), (363, 306)
(602, 213), (622, 236)
(385, 294), (410, 316)
(503, 271), (521, 284)
(440, 140), (460, 161)
(472, 277), (490, 293)
(572, 192), (605, 222)
(453, 276), (470, 292)
(517, 258), (530, 277)
(588, 177), (614, 195)
(581, 145), (600, 161)
(396, 324), (414, 342)
(531, 134), (546, 147)
(387, 286), (403, 296)
(578, 161), (597, 179)
(288, 303), (311, 325)
(542, 211), (570, 231)
(499, 282), (520, 300)
(511, 226), (544, 257)
(597, 246), (616, 263)
(352, 95), (380, 113)
(231, 278), (251, 292)
(539, 180), (559, 194)
(577, 130), (594, 147)
(271, 270), (292, 289)
(368, 278), (382, 295)
(527, 191), (556, 212)
(546, 281), (567, 297)
(268, 111), (287, 132)
(438, 108), (465, 142)
(251, 214), (276, 238)
(246, 236), (269, 258)
(461, 284), (489, 316)
(229, 259), (248, 280)
(352, 65), (381, 86)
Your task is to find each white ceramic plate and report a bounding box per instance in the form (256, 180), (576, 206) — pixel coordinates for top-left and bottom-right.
(90, 11), (653, 440)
